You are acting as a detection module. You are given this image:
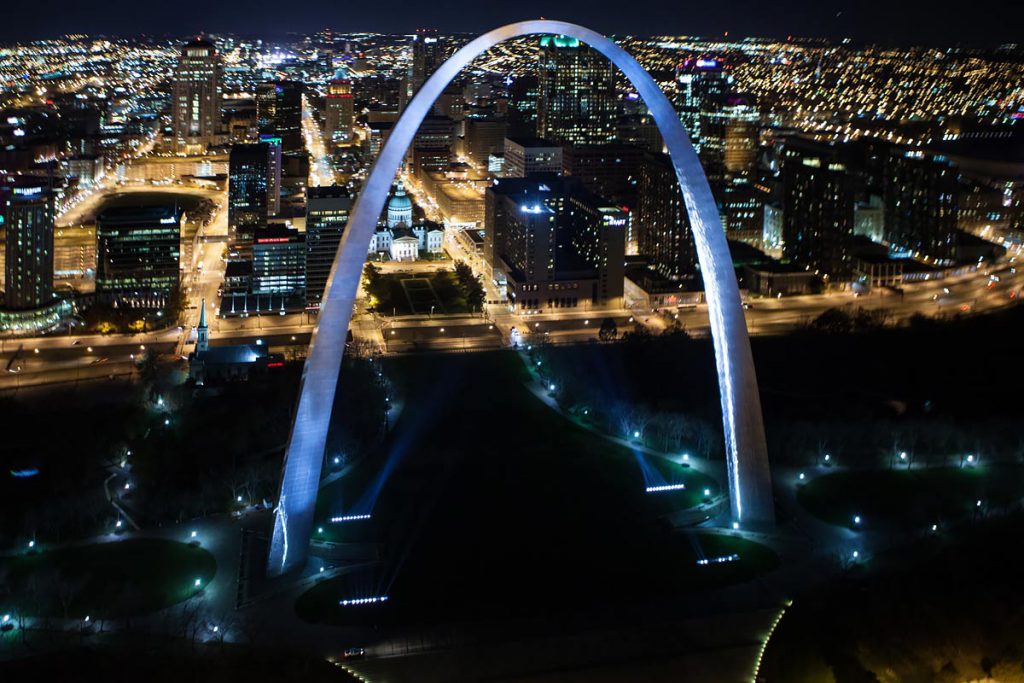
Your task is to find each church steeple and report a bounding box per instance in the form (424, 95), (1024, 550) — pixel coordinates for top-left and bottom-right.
(197, 298), (209, 353)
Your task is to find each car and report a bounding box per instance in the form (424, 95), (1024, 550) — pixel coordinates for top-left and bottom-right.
(72, 339), (81, 345)
(343, 647), (365, 660)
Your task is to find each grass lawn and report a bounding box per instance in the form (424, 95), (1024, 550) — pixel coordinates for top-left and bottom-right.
(297, 351), (772, 628)
(797, 463), (1024, 529)
(0, 538), (217, 618)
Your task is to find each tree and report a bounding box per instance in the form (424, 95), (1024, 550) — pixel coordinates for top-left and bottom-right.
(453, 261), (485, 310)
(598, 317), (618, 341)
(809, 307), (854, 334)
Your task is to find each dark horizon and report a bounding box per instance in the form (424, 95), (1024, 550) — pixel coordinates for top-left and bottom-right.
(3, 0), (1022, 47)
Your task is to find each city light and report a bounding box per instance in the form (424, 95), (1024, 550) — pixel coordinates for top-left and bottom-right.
(696, 553), (740, 566)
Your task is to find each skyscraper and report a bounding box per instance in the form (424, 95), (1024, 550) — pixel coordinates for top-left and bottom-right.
(485, 176), (625, 310)
(536, 35), (617, 147)
(636, 151), (695, 280)
(401, 29), (447, 110)
(172, 38), (223, 154)
(256, 81), (304, 154)
(2, 179), (54, 310)
(884, 148), (960, 262)
(325, 76), (354, 143)
(674, 58), (730, 153)
(781, 138), (855, 278)
(305, 185), (351, 307)
(96, 205), (181, 308)
(228, 143), (271, 252)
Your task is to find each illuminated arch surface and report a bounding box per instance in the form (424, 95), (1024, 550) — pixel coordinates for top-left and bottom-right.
(268, 20), (774, 577)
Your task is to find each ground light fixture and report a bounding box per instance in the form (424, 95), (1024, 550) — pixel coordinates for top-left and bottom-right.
(330, 514), (372, 523)
(732, 522), (740, 530)
(696, 553), (740, 566)
(646, 484), (686, 493)
(853, 515), (862, 525)
(798, 472), (806, 481)
(338, 596), (388, 607)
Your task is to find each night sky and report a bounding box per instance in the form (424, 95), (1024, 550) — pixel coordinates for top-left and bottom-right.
(3, 0), (1021, 46)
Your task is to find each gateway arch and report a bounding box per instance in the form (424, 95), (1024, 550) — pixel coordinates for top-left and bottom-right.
(268, 20), (774, 577)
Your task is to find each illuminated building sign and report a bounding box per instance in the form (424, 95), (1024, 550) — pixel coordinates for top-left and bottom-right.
(695, 59), (719, 68)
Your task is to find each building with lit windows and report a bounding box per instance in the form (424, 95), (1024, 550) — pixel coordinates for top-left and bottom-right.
(306, 185), (351, 306)
(172, 38), (223, 154)
(400, 29), (448, 110)
(3, 179), (54, 310)
(781, 137), (855, 279)
(95, 205), (181, 308)
(325, 76), (355, 143)
(636, 151), (696, 280)
(536, 35), (617, 146)
(228, 143), (271, 253)
(256, 81), (304, 154)
(674, 58), (730, 154)
(485, 177), (625, 310)
(0, 178), (71, 333)
(252, 224), (305, 296)
(884, 148), (960, 262)
(503, 136), (562, 178)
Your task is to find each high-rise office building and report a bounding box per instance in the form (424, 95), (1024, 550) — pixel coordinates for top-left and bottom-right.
(463, 116), (508, 167)
(884, 148), (960, 262)
(400, 29), (448, 110)
(172, 38), (223, 154)
(505, 74), (538, 138)
(636, 151), (695, 280)
(305, 185), (352, 306)
(674, 58), (730, 153)
(485, 177), (625, 310)
(229, 143), (271, 252)
(325, 76), (354, 143)
(252, 224), (306, 296)
(256, 81), (304, 154)
(96, 205), (181, 308)
(503, 136), (563, 178)
(2, 179), (54, 309)
(536, 35), (617, 146)
(258, 134), (283, 216)
(781, 138), (856, 278)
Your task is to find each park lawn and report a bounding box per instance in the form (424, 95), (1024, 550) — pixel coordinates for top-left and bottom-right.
(299, 351), (764, 628)
(295, 530), (778, 627)
(0, 538), (216, 618)
(797, 464), (1024, 529)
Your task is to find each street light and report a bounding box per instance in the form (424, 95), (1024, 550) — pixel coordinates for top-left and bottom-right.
(194, 578), (201, 588)
(190, 530), (197, 539)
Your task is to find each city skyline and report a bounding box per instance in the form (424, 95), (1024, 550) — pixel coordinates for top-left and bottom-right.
(2, 10), (1024, 683)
